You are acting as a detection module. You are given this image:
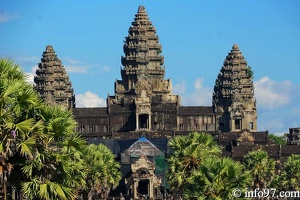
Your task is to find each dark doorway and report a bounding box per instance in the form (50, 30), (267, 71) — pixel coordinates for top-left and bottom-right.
(235, 119), (241, 130)
(139, 114), (148, 129)
(138, 179), (149, 195)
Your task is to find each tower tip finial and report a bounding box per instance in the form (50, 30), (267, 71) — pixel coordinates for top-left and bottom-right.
(46, 45), (54, 52)
(232, 44), (239, 50)
(138, 5), (146, 12)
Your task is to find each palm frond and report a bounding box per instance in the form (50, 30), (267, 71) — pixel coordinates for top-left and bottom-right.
(14, 118), (36, 136)
(18, 136), (36, 158)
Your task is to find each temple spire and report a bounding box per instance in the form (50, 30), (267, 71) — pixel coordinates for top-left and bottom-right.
(213, 44), (257, 132)
(107, 5), (179, 132)
(34, 45), (75, 109)
(120, 5), (165, 93)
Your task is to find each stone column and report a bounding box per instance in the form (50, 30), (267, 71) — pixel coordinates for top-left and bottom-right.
(230, 118), (234, 131)
(149, 178), (153, 199)
(148, 113), (151, 130)
(133, 179), (138, 199)
(136, 113), (139, 131)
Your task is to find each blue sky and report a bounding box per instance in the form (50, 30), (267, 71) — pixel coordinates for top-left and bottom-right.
(1, 1), (300, 135)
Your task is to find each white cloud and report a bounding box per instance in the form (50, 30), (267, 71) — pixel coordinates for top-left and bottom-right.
(100, 65), (113, 73)
(76, 91), (106, 107)
(64, 57), (80, 64)
(182, 88), (212, 106)
(255, 79), (300, 134)
(173, 80), (186, 95)
(0, 11), (18, 23)
(62, 57), (90, 73)
(25, 65), (38, 84)
(254, 76), (291, 109)
(260, 118), (285, 131)
(194, 78), (204, 91)
(65, 65), (89, 74)
(174, 78), (212, 106)
(291, 107), (300, 114)
(15, 56), (39, 64)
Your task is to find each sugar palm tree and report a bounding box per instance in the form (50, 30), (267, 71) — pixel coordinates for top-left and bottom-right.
(0, 58), (89, 199)
(0, 58), (43, 199)
(83, 144), (121, 200)
(184, 157), (252, 199)
(274, 154), (300, 191)
(21, 104), (87, 200)
(167, 132), (222, 191)
(242, 149), (275, 189)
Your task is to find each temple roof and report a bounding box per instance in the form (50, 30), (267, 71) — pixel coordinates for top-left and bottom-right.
(73, 107), (108, 117)
(178, 106), (214, 115)
(218, 131), (269, 145)
(229, 145), (300, 160)
(122, 136), (164, 156)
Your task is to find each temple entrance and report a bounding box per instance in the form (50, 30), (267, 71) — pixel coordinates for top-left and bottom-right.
(138, 179), (149, 196)
(139, 114), (148, 129)
(127, 155), (163, 199)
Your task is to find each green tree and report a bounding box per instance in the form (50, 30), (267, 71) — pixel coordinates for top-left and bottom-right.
(167, 132), (222, 191)
(82, 144), (121, 200)
(0, 58), (89, 200)
(0, 58), (43, 199)
(184, 157), (252, 200)
(242, 149), (275, 189)
(269, 134), (287, 145)
(247, 66), (254, 78)
(274, 154), (300, 191)
(21, 105), (87, 200)
(0, 58), (123, 200)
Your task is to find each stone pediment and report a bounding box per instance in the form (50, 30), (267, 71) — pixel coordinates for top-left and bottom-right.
(132, 155), (155, 173)
(237, 129), (255, 145)
(122, 137), (164, 158)
(231, 103), (245, 118)
(135, 79), (152, 97)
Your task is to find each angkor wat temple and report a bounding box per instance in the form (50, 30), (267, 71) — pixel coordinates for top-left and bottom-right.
(34, 6), (300, 199)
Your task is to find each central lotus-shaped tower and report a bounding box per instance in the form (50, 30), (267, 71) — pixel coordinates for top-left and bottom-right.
(107, 6), (179, 132)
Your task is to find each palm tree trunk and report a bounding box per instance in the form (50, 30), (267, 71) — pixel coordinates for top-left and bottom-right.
(3, 181), (7, 200)
(88, 189), (95, 200)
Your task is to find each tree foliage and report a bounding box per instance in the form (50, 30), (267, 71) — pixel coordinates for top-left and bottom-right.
(82, 144), (122, 200)
(0, 58), (121, 200)
(167, 132), (222, 191)
(247, 66), (254, 78)
(0, 58), (44, 199)
(21, 105), (87, 200)
(269, 134), (287, 145)
(273, 154), (300, 191)
(167, 132), (252, 199)
(242, 149), (275, 189)
(184, 157), (252, 200)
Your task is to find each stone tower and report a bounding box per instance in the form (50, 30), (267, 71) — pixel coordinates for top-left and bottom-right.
(287, 128), (300, 145)
(108, 5), (179, 131)
(213, 44), (257, 132)
(34, 45), (75, 109)
(118, 5), (170, 98)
